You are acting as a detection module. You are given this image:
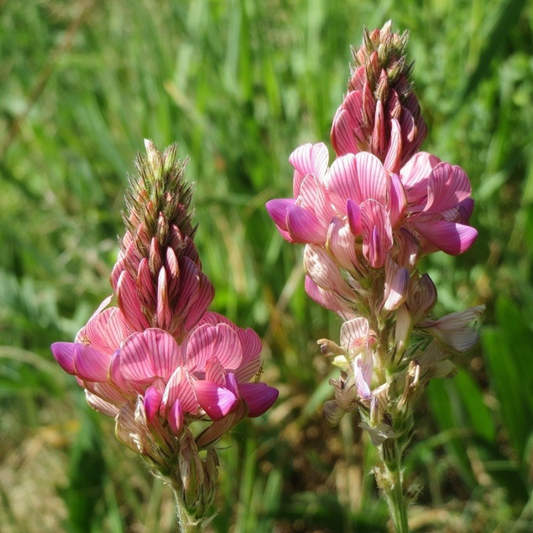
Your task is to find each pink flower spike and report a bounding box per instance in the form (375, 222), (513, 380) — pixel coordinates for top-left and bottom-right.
(51, 342), (76, 374)
(413, 220), (478, 255)
(239, 382), (279, 417)
(195, 381), (238, 420)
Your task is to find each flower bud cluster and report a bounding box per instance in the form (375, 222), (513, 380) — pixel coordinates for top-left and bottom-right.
(266, 23), (483, 448)
(52, 141), (278, 514)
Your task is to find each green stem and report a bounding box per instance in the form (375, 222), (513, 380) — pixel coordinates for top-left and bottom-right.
(171, 483), (204, 533)
(380, 442), (410, 533)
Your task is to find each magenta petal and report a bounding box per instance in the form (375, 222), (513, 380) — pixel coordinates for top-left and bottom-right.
(144, 385), (162, 423)
(346, 199), (362, 235)
(239, 382), (279, 417)
(265, 198), (294, 231)
(195, 381), (238, 420)
(414, 220), (478, 255)
(286, 205), (327, 244)
(73, 344), (110, 382)
(328, 154), (359, 211)
(167, 399), (184, 434)
(162, 367), (197, 414)
(51, 342), (76, 374)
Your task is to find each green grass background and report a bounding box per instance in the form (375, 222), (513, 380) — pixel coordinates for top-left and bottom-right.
(1, 0), (533, 531)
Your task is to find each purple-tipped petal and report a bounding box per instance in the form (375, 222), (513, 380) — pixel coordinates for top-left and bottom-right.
(346, 199), (362, 236)
(73, 344), (110, 382)
(51, 342), (76, 374)
(195, 381), (238, 420)
(144, 384), (163, 423)
(286, 205), (327, 244)
(413, 220), (478, 255)
(360, 200), (393, 268)
(167, 399), (184, 434)
(162, 367), (197, 414)
(239, 382), (279, 417)
(265, 198), (294, 231)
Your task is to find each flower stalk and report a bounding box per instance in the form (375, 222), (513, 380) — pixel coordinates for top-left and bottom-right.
(52, 141), (279, 529)
(267, 21), (483, 531)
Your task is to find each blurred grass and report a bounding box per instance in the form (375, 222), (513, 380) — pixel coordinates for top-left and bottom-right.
(1, 0), (533, 531)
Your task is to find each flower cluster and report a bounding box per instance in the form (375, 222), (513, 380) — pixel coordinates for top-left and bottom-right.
(52, 141), (278, 523)
(266, 22), (483, 452)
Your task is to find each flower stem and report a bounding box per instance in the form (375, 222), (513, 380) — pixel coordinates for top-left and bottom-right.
(171, 484), (204, 533)
(379, 441), (410, 533)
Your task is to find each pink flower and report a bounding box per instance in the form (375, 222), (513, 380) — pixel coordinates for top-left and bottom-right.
(52, 309), (278, 447)
(399, 152), (478, 255)
(267, 144), (405, 269)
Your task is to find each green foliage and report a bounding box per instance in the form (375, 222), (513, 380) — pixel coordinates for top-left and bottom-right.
(1, 0), (533, 531)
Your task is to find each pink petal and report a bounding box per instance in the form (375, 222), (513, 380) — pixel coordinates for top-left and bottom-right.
(327, 217), (359, 272)
(304, 245), (355, 300)
(286, 204), (327, 244)
(265, 198), (294, 231)
(383, 257), (409, 311)
(360, 200), (393, 268)
(289, 142), (329, 179)
(235, 329), (262, 382)
(162, 367), (197, 414)
(116, 271), (150, 331)
(340, 317), (370, 353)
(186, 322), (242, 371)
(156, 268), (172, 330)
(354, 353), (372, 400)
(239, 382), (279, 417)
(73, 344), (110, 382)
(51, 342), (76, 374)
(331, 107), (358, 155)
(205, 357), (226, 387)
(196, 402), (247, 448)
(384, 118), (402, 173)
(389, 173), (407, 228)
(183, 271), (215, 333)
(346, 199), (362, 236)
(167, 400), (184, 434)
(425, 163), (472, 214)
(195, 381), (238, 420)
(413, 220), (478, 255)
(85, 391), (120, 417)
(120, 328), (181, 383)
(144, 384), (163, 423)
(304, 275), (355, 319)
(400, 152), (440, 199)
(354, 152), (388, 205)
(328, 154), (359, 212)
